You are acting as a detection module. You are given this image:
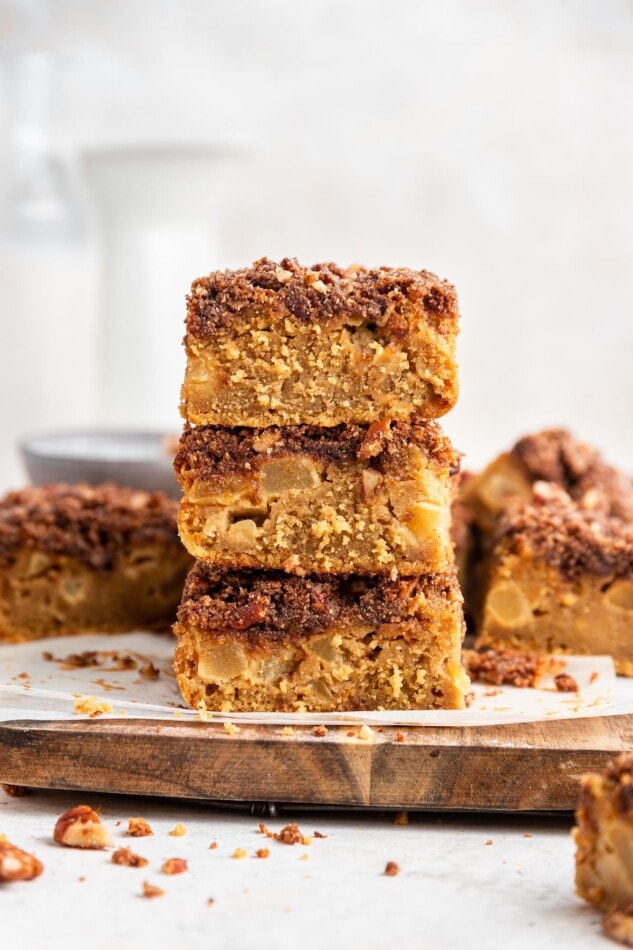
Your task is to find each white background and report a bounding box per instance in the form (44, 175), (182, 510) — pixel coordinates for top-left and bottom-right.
(0, 0), (631, 488)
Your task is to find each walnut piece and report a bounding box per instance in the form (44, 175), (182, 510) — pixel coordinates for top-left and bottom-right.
(161, 858), (188, 875)
(384, 861), (400, 877)
(53, 805), (112, 850)
(127, 817), (153, 837)
(111, 847), (148, 868)
(142, 881), (165, 898)
(0, 838), (44, 882)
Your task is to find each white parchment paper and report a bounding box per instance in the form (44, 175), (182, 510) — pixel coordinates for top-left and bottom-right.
(0, 631), (625, 727)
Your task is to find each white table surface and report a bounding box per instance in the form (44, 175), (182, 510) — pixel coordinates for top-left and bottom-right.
(0, 787), (606, 950)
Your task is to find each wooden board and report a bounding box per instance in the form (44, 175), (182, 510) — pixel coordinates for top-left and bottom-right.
(2, 715), (633, 811)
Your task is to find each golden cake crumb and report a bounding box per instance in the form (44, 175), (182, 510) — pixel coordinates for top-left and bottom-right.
(168, 823), (187, 837)
(128, 817), (153, 838)
(111, 847), (147, 868)
(161, 858), (188, 875)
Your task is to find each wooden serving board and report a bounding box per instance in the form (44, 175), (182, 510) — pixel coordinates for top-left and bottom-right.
(2, 714), (633, 811)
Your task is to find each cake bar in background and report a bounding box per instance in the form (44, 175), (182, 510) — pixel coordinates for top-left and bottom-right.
(0, 484), (192, 642)
(173, 564), (469, 712)
(475, 482), (633, 674)
(181, 257), (460, 427)
(175, 419), (459, 576)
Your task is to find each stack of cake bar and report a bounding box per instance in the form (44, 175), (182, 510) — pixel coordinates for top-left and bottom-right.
(172, 257), (470, 712)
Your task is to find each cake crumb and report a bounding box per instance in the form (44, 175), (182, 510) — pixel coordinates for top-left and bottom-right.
(313, 831), (328, 839)
(73, 695), (113, 718)
(224, 721), (241, 735)
(139, 661), (160, 681)
(358, 724), (374, 741)
(255, 848), (270, 859)
(312, 725), (327, 737)
(485, 839), (493, 846)
(169, 823), (187, 838)
(300, 853), (309, 861)
(206, 898), (215, 907)
(395, 731), (406, 743)
(209, 841), (218, 850)
(554, 673), (579, 693)
(384, 861), (400, 877)
(523, 833), (533, 839)
(281, 726), (295, 736)
(394, 811), (408, 826)
(232, 848), (248, 859)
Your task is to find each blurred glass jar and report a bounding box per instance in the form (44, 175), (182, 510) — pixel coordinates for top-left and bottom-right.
(0, 51), (99, 490)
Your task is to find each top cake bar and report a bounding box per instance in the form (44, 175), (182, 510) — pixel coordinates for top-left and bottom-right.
(181, 257), (460, 427)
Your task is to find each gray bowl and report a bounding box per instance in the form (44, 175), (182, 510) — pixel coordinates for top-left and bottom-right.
(20, 430), (181, 499)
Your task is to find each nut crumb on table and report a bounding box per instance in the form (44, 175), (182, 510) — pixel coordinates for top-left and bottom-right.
(384, 861), (400, 877)
(128, 817), (153, 837)
(54, 805), (112, 850)
(142, 881), (165, 898)
(0, 837), (43, 882)
(312, 725), (327, 737)
(111, 848), (148, 868)
(255, 848), (270, 859)
(161, 858), (188, 875)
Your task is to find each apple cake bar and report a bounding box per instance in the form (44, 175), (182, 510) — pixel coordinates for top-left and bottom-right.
(174, 419), (459, 576)
(181, 257), (460, 427)
(575, 754), (633, 914)
(0, 483), (192, 642)
(173, 563), (469, 712)
(475, 482), (633, 674)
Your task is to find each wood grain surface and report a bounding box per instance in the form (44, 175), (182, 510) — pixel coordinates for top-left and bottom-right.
(2, 715), (633, 811)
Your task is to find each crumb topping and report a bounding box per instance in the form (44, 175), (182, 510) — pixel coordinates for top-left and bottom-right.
(175, 419), (458, 484)
(0, 483), (181, 570)
(462, 647), (563, 688)
(186, 257), (458, 338)
(511, 429), (633, 520)
(176, 564), (461, 642)
(497, 484), (633, 581)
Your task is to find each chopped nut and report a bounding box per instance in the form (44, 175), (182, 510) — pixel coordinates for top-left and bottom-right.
(209, 841), (218, 850)
(395, 731), (406, 743)
(485, 839), (493, 846)
(53, 805), (112, 850)
(142, 881), (165, 898)
(523, 834), (533, 839)
(206, 898), (216, 907)
(277, 824), (303, 845)
(384, 861), (400, 877)
(0, 838), (43, 882)
(169, 823), (187, 837)
(111, 847), (148, 868)
(312, 725), (328, 738)
(394, 811), (408, 826)
(128, 817), (153, 838)
(554, 673), (579, 693)
(313, 831), (328, 839)
(232, 848), (248, 859)
(161, 858), (188, 875)
(255, 848), (270, 859)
